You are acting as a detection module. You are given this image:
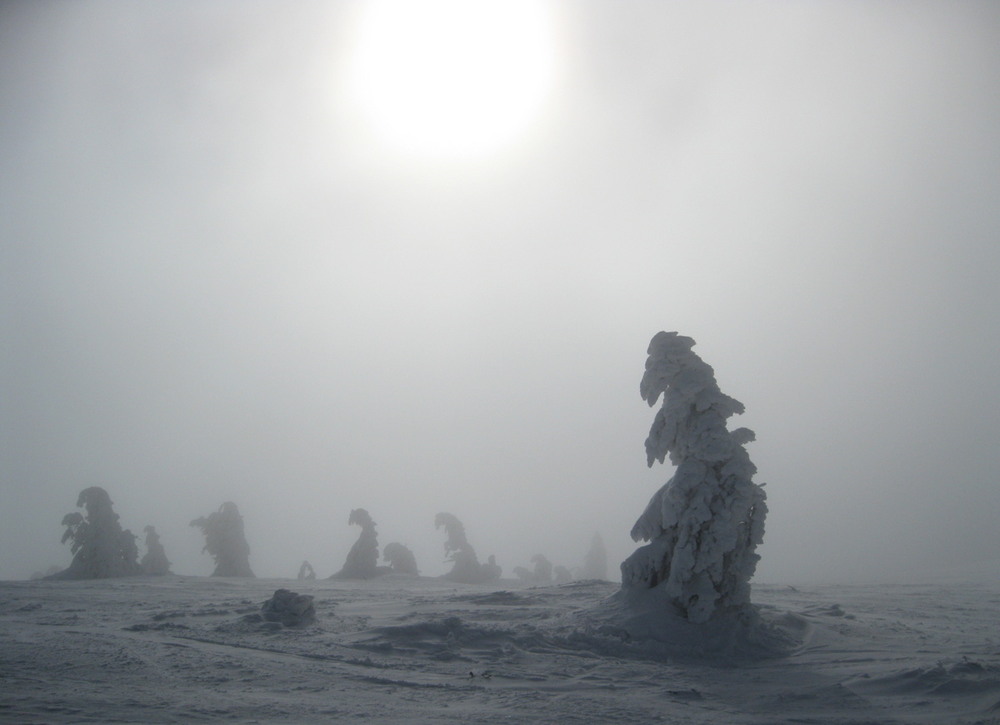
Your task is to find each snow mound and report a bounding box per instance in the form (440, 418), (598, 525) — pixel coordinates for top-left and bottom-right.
(846, 658), (1000, 712)
(573, 587), (801, 662)
(260, 588), (316, 628)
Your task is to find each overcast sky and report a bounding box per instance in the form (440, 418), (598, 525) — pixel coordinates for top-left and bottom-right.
(2, 1), (998, 584)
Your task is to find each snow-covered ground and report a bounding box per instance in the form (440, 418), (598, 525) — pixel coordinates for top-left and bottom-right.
(2, 575), (998, 723)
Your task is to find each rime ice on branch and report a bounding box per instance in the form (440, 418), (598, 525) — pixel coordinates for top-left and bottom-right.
(331, 508), (383, 580)
(190, 502), (255, 577)
(50, 487), (142, 579)
(621, 332), (767, 623)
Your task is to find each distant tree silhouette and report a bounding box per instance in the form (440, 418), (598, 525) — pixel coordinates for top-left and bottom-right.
(49, 487), (142, 579)
(481, 554), (502, 581)
(580, 532), (608, 580)
(331, 508), (384, 579)
(531, 554), (553, 584)
(553, 565), (572, 584)
(434, 512), (500, 583)
(140, 525), (171, 575)
(515, 554), (554, 585)
(383, 542), (419, 575)
(190, 502), (255, 577)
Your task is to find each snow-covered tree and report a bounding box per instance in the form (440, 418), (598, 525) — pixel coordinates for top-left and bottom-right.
(383, 542), (419, 575)
(621, 331), (767, 624)
(481, 554), (502, 581)
(435, 512), (481, 582)
(331, 508), (383, 579)
(49, 487), (142, 579)
(140, 525), (171, 575)
(434, 512), (500, 583)
(580, 532), (608, 581)
(190, 502), (255, 577)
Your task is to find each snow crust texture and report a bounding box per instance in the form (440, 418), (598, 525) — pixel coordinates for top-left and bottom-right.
(3, 576), (998, 724)
(622, 332), (767, 623)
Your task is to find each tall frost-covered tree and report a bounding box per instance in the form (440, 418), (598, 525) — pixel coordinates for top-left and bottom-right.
(621, 332), (767, 624)
(434, 512), (500, 583)
(49, 487), (142, 579)
(331, 508), (382, 579)
(190, 502), (255, 577)
(435, 512), (481, 582)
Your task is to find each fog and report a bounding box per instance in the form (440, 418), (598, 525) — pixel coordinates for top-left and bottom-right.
(2, 1), (998, 584)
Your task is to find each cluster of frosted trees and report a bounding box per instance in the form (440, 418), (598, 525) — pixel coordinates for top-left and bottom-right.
(512, 533), (608, 585)
(329, 508), (418, 580)
(47, 496), (606, 586)
(48, 490), (250, 580)
(50, 487), (169, 580)
(46, 331), (768, 627)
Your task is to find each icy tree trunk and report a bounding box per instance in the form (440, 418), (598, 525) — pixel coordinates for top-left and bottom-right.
(621, 332), (767, 624)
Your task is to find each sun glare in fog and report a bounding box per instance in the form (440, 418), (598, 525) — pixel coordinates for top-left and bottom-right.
(348, 0), (555, 160)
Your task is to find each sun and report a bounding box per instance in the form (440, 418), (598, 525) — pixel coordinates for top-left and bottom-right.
(347, 0), (555, 160)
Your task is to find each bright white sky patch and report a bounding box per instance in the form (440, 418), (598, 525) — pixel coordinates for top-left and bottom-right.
(348, 0), (555, 159)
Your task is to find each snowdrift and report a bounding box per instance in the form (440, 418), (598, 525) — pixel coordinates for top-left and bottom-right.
(1, 576), (998, 723)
